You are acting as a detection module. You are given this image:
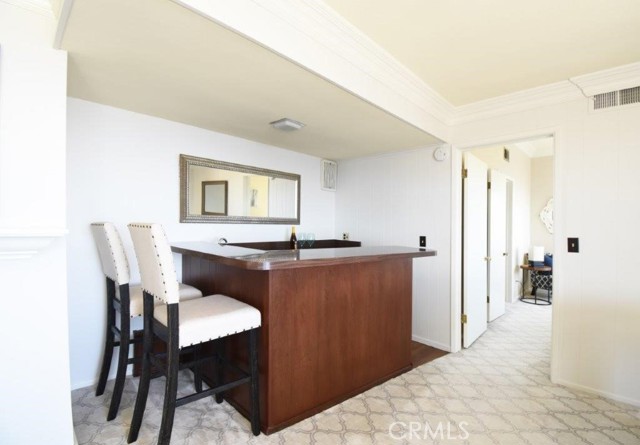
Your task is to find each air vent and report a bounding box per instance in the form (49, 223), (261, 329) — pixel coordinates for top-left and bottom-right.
(321, 159), (337, 191)
(620, 86), (640, 105)
(593, 86), (640, 110)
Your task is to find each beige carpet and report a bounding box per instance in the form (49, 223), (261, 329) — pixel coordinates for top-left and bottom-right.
(72, 302), (640, 444)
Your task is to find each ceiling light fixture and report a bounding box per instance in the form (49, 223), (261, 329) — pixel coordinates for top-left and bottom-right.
(270, 118), (305, 132)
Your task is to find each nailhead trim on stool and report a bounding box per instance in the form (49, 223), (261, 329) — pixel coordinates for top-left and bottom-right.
(90, 222), (202, 421)
(127, 223), (261, 445)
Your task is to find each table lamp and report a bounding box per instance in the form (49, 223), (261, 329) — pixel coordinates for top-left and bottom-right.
(529, 246), (545, 267)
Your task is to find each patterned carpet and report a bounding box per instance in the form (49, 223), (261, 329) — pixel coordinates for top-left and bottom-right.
(72, 302), (640, 444)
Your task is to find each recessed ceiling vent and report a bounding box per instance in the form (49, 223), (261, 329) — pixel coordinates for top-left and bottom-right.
(593, 86), (640, 110)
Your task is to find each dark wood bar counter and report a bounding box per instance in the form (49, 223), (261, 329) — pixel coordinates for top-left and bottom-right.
(172, 242), (436, 434)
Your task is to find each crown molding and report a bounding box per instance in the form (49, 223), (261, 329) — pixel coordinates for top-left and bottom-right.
(570, 62), (640, 97)
(299, 1), (456, 125)
(453, 81), (583, 125)
(0, 0), (53, 17)
(173, 0), (454, 139)
(175, 1), (640, 132)
(52, 0), (73, 49)
(454, 63), (640, 124)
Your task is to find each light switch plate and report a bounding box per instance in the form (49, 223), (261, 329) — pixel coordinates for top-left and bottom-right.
(568, 237), (579, 253)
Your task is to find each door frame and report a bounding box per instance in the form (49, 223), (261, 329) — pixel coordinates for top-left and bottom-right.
(449, 130), (559, 354)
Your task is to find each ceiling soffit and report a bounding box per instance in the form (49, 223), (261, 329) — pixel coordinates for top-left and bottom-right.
(59, 0), (640, 158)
(61, 0), (441, 160)
(177, 0), (640, 127)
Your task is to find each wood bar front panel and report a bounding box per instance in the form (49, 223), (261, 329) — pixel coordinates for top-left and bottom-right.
(181, 255), (413, 433)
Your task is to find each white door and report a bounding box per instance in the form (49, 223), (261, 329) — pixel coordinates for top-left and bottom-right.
(488, 169), (507, 322)
(462, 153), (488, 348)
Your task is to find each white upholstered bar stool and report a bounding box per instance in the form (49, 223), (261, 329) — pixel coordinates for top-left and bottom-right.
(90, 222), (203, 421)
(127, 223), (261, 445)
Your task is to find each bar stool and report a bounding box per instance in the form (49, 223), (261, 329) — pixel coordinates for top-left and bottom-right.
(126, 223), (261, 445)
(90, 222), (203, 421)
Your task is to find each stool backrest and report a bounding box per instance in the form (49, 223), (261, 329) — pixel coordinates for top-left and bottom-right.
(90, 222), (130, 285)
(128, 223), (180, 304)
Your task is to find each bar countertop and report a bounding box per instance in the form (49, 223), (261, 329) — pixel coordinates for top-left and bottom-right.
(171, 241), (437, 271)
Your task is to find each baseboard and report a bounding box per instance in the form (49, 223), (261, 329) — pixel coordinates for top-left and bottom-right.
(412, 335), (451, 352)
(70, 366), (134, 391)
(552, 377), (640, 408)
(71, 378), (98, 391)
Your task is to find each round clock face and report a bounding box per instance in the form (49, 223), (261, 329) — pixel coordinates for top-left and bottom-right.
(433, 147), (448, 161)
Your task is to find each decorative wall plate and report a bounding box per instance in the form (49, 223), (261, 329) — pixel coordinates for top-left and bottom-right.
(540, 198), (553, 234)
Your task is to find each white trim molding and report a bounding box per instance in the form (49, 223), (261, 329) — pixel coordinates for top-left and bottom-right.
(0, 227), (67, 259)
(172, 0), (453, 140)
(411, 335), (452, 353)
(570, 62), (640, 97)
(53, 0), (74, 49)
(173, 0), (640, 132)
(453, 81), (583, 125)
(454, 63), (640, 124)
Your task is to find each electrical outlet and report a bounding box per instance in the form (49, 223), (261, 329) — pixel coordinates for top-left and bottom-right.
(419, 236), (426, 247)
(342, 232), (349, 240)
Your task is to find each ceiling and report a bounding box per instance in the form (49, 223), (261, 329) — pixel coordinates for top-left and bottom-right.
(60, 0), (440, 161)
(324, 0), (640, 106)
(512, 138), (554, 158)
(59, 0), (639, 159)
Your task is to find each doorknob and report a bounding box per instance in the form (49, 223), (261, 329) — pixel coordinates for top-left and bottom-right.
(503, 252), (508, 256)
(484, 256), (491, 262)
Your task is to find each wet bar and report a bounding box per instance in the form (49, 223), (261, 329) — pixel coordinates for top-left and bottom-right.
(172, 241), (436, 434)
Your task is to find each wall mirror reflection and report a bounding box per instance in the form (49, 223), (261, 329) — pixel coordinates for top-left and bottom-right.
(202, 181), (228, 215)
(180, 154), (300, 224)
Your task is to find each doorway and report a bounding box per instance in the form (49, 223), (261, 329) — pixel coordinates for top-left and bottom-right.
(459, 136), (555, 348)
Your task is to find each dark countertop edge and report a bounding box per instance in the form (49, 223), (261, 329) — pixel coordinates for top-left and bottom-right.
(172, 245), (437, 271)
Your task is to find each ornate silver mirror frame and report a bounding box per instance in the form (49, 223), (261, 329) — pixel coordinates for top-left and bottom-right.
(180, 154), (301, 224)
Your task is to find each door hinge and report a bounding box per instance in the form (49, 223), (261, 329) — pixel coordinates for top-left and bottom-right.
(462, 168), (468, 178)
(487, 295), (490, 303)
(461, 314), (467, 324)
(488, 181), (491, 189)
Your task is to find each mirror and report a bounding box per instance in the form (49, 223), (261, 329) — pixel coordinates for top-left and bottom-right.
(180, 154), (301, 224)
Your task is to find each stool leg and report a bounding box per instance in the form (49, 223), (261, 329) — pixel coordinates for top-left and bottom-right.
(193, 344), (203, 393)
(158, 304), (180, 445)
(107, 284), (131, 420)
(96, 278), (116, 397)
(127, 293), (154, 444)
(214, 337), (225, 404)
(249, 329), (260, 436)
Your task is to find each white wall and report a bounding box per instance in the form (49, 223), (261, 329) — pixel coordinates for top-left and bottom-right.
(0, 4), (74, 445)
(473, 145), (532, 300)
(453, 99), (640, 406)
(67, 98), (336, 388)
(335, 147), (452, 350)
(531, 156), (554, 253)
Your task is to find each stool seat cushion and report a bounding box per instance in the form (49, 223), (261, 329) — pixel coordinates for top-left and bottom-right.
(154, 294), (262, 348)
(128, 284), (203, 318)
